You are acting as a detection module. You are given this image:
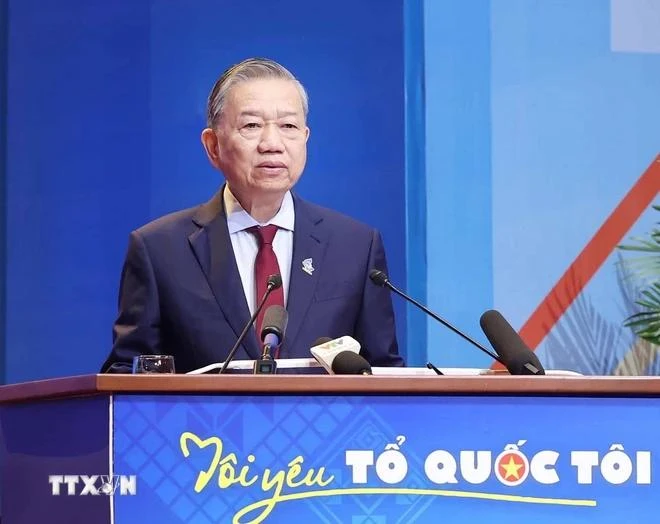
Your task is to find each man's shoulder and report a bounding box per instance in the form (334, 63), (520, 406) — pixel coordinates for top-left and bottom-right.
(134, 192), (222, 240)
(295, 196), (375, 236)
(134, 205), (201, 239)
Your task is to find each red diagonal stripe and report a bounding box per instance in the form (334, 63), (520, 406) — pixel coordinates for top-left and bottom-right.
(494, 155), (660, 367)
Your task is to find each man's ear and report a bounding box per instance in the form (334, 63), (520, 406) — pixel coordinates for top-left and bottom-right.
(201, 128), (222, 170)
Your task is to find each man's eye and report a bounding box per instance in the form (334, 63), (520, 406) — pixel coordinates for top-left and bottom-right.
(282, 123), (298, 129)
(243, 123), (260, 129)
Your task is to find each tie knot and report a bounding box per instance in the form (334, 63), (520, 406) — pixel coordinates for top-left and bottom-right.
(251, 224), (279, 245)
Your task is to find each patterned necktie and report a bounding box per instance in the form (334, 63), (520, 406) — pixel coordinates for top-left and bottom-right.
(249, 224), (285, 350)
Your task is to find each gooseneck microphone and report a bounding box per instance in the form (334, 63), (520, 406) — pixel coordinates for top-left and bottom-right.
(332, 351), (373, 375)
(479, 310), (545, 375)
(218, 274), (282, 374)
(369, 269), (506, 366)
(254, 305), (288, 374)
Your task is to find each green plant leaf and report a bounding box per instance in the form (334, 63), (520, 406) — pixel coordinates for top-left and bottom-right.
(623, 282), (660, 345)
(618, 203), (660, 347)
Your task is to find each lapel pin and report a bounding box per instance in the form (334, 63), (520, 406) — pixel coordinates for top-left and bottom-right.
(302, 258), (314, 276)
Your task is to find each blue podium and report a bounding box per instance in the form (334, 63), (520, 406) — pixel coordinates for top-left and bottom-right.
(1, 374), (658, 523)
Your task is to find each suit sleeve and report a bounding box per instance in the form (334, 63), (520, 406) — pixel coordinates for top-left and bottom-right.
(354, 229), (405, 367)
(100, 230), (162, 373)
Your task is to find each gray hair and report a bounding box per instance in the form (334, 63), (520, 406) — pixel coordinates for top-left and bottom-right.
(206, 57), (309, 128)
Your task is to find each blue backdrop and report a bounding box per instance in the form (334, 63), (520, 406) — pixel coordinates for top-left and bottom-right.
(422, 0), (660, 372)
(4, 0), (658, 383)
(1, 0), (408, 383)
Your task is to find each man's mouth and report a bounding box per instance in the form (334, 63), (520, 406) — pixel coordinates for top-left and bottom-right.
(257, 162), (286, 169)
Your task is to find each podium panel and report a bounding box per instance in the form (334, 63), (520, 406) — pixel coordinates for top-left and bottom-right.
(1, 375), (659, 523)
(112, 393), (655, 523)
(0, 395), (111, 523)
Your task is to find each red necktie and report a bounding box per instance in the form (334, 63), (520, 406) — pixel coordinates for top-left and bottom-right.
(250, 225), (285, 349)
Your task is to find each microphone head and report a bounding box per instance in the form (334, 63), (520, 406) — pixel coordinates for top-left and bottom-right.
(267, 274), (282, 290)
(479, 310), (545, 375)
(310, 336), (362, 374)
(260, 305), (288, 344)
(369, 269), (389, 287)
(331, 351), (373, 375)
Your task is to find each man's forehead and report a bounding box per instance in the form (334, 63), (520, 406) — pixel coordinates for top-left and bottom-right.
(237, 109), (303, 118)
(225, 79), (305, 114)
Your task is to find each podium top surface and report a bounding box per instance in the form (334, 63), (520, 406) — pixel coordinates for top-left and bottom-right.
(1, 374), (660, 404)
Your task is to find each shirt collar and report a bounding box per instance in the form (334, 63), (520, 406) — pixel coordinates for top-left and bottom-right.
(224, 185), (295, 234)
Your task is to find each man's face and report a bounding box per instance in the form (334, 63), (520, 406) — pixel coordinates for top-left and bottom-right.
(206, 78), (310, 201)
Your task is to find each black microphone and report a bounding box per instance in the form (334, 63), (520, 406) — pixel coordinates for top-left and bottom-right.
(253, 304), (288, 374)
(332, 351), (373, 375)
(479, 310), (545, 375)
(369, 269), (506, 366)
(218, 274), (282, 374)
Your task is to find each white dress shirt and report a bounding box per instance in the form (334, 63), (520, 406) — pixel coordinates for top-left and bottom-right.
(223, 186), (294, 315)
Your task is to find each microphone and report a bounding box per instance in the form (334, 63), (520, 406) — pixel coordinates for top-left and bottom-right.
(332, 351), (373, 375)
(254, 304), (288, 374)
(479, 310), (545, 375)
(310, 336), (362, 374)
(369, 269), (506, 366)
(218, 274), (282, 374)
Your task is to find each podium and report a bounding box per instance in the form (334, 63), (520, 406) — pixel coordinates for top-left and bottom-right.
(1, 374), (659, 523)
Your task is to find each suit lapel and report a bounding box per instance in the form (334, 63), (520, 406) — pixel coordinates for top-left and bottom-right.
(188, 189), (260, 360)
(283, 196), (327, 355)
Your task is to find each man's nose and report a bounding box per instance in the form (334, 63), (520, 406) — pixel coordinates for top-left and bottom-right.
(258, 123), (285, 152)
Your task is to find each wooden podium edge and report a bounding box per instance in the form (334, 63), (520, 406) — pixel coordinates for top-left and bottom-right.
(2, 374), (660, 403)
(0, 375), (100, 403)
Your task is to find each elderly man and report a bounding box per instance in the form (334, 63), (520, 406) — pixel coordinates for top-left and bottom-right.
(101, 57), (403, 373)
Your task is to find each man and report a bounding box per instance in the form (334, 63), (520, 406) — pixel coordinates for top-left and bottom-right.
(101, 57), (403, 373)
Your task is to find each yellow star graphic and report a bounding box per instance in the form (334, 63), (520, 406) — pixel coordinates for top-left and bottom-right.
(500, 456), (524, 480)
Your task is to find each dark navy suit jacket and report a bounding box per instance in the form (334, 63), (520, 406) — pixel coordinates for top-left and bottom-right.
(101, 189), (404, 373)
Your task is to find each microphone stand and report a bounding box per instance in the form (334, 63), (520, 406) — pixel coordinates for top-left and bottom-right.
(371, 270), (506, 366)
(218, 280), (278, 374)
(253, 306), (288, 375)
(253, 341), (278, 374)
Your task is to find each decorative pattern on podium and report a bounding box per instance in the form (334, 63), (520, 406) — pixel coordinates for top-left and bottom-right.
(112, 394), (657, 523)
